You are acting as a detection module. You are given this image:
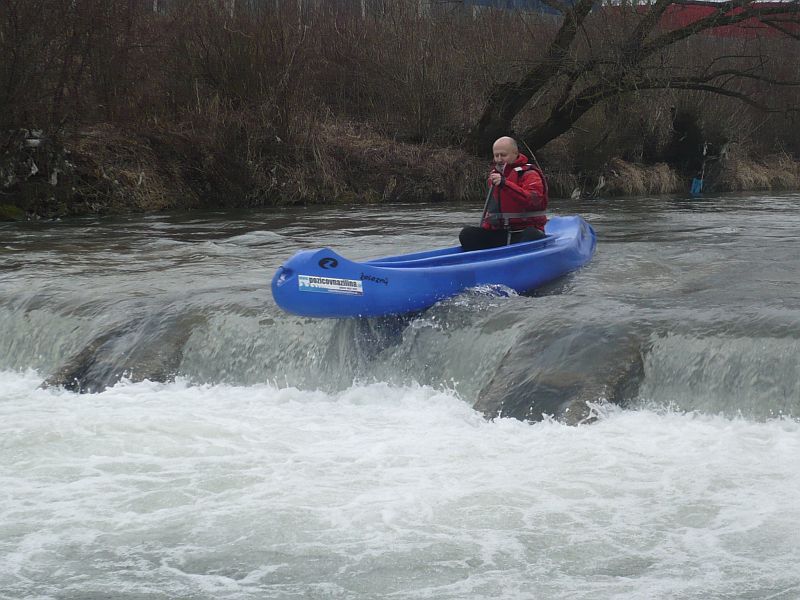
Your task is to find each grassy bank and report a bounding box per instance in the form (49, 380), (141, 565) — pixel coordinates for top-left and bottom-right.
(4, 121), (799, 221)
(1, 1), (798, 220)
(1, 121), (489, 219)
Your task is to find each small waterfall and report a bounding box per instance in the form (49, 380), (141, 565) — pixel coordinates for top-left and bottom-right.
(5, 291), (799, 422)
(638, 333), (800, 419)
(3, 196), (800, 424)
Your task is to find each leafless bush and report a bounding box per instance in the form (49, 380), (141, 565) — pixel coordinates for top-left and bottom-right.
(717, 144), (800, 190)
(1, 0), (797, 205)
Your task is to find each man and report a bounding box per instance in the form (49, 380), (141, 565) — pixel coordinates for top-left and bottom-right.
(459, 136), (548, 252)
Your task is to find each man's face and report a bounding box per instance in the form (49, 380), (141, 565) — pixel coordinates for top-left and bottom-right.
(492, 142), (517, 168)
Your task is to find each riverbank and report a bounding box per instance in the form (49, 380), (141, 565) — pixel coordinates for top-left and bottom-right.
(3, 2), (798, 222)
(0, 123), (485, 221)
(2, 122), (799, 221)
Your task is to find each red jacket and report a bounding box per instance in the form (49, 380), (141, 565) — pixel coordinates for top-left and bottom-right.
(482, 153), (548, 232)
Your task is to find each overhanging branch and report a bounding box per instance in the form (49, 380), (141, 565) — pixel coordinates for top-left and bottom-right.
(648, 82), (771, 110)
(642, 1), (800, 57)
(763, 18), (800, 40)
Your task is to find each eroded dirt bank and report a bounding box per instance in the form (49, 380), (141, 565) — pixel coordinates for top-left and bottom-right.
(2, 123), (798, 221)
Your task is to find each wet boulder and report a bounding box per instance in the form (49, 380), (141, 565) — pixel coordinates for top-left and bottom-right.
(42, 312), (202, 393)
(474, 325), (645, 425)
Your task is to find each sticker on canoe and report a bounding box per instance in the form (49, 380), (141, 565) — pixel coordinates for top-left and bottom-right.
(298, 274), (363, 295)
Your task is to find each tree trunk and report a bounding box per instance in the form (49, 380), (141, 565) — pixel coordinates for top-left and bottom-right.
(465, 0), (800, 157)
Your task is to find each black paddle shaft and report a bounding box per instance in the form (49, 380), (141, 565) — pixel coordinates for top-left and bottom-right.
(479, 184), (494, 226)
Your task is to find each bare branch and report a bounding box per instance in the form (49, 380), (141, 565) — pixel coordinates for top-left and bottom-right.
(467, 0), (599, 150)
(763, 18), (800, 40)
(648, 82), (771, 110)
(536, 0), (570, 15)
(642, 1), (800, 57)
(691, 69), (800, 87)
(625, 0), (680, 52)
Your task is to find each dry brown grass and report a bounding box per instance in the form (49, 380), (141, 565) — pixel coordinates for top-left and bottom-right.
(283, 130), (475, 205)
(597, 159), (683, 196)
(2, 0), (798, 216)
(716, 145), (800, 191)
(67, 126), (186, 212)
(545, 170), (583, 199)
(302, 120), (485, 204)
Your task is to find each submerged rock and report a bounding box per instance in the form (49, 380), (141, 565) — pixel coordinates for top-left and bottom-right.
(474, 325), (645, 425)
(42, 312), (203, 393)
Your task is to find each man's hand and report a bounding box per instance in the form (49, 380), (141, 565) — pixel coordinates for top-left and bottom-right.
(489, 172), (504, 186)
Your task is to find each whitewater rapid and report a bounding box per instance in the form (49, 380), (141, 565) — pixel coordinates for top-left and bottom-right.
(3, 194), (800, 598)
(2, 371), (799, 599)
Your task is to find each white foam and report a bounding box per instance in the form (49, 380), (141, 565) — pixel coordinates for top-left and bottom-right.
(1, 370), (799, 599)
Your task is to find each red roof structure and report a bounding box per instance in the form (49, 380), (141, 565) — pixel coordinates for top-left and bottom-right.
(657, 1), (800, 38)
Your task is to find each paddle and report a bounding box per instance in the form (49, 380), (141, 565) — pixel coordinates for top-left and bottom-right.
(479, 162), (504, 225)
(479, 183), (494, 226)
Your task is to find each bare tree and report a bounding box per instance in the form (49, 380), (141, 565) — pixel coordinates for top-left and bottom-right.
(466, 0), (800, 154)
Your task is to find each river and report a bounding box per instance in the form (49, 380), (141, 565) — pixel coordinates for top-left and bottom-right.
(1, 193), (799, 599)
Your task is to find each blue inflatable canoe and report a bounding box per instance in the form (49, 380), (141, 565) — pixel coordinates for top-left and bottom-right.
(271, 215), (596, 318)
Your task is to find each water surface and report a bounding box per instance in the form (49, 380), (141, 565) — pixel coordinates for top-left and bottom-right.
(1, 193), (799, 599)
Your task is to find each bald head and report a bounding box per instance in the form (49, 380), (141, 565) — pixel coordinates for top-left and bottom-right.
(492, 136), (519, 168)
